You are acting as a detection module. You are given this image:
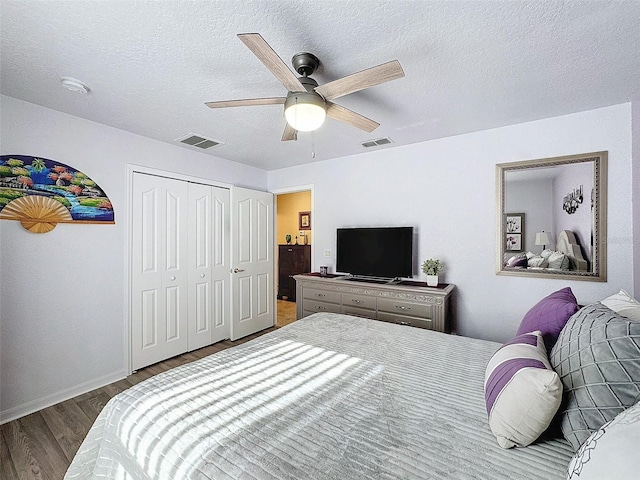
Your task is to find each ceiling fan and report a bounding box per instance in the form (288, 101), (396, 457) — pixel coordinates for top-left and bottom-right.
(205, 33), (405, 141)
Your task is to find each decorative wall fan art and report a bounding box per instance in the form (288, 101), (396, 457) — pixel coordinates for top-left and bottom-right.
(0, 155), (114, 233)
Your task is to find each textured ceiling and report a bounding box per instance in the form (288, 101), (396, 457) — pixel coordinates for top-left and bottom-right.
(1, 1), (639, 171)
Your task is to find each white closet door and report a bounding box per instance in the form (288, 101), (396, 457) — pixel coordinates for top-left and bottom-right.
(230, 186), (274, 340)
(210, 186), (231, 343)
(188, 183), (230, 350)
(132, 173), (189, 370)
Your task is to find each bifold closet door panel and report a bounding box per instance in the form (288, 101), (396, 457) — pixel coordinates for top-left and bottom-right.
(132, 173), (189, 371)
(209, 185), (231, 344)
(188, 183), (230, 350)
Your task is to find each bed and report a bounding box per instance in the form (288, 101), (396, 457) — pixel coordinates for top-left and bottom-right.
(65, 313), (575, 479)
(505, 230), (588, 272)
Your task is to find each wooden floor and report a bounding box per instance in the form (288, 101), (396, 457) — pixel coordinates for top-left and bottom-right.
(276, 298), (297, 327)
(1, 302), (298, 480)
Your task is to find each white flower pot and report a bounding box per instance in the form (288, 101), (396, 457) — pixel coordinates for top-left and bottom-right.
(426, 275), (439, 287)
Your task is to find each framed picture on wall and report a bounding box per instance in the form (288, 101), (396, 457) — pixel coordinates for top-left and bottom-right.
(506, 233), (522, 251)
(505, 213), (524, 252)
(299, 211), (311, 230)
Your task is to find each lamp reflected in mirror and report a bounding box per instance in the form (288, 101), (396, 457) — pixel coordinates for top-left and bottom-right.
(535, 231), (551, 251)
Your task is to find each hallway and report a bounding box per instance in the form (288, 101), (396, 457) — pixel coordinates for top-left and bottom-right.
(276, 299), (297, 327)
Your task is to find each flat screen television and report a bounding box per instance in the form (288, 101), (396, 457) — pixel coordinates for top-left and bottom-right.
(336, 227), (414, 279)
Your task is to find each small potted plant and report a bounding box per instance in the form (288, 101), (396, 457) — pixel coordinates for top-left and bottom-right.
(421, 258), (443, 287)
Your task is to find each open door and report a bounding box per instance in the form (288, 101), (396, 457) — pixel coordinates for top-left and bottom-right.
(230, 186), (275, 340)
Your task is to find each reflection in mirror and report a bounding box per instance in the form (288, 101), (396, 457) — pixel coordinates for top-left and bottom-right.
(496, 152), (607, 281)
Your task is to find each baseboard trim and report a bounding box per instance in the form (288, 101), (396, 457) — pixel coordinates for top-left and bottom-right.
(0, 369), (128, 424)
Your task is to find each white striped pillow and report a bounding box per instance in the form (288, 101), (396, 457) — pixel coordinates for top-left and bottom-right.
(600, 289), (640, 321)
(484, 331), (563, 448)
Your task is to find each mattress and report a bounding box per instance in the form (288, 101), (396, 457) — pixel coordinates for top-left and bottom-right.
(65, 313), (573, 479)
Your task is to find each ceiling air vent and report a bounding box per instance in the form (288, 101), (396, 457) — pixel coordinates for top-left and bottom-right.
(176, 133), (224, 150)
(361, 137), (393, 148)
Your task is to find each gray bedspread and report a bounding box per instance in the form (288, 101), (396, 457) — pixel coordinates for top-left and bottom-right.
(65, 313), (573, 479)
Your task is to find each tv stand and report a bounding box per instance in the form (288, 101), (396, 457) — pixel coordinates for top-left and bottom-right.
(294, 274), (455, 333)
(343, 276), (395, 285)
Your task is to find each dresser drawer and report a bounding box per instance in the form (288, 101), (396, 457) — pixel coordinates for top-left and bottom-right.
(377, 297), (432, 318)
(341, 305), (375, 319)
(303, 288), (341, 304)
(304, 299), (342, 314)
(341, 293), (376, 310)
(377, 312), (435, 330)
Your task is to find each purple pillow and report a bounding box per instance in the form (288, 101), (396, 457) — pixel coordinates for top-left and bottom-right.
(516, 287), (579, 352)
(507, 253), (528, 268)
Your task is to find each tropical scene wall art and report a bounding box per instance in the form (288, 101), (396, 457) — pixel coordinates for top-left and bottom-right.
(0, 155), (114, 233)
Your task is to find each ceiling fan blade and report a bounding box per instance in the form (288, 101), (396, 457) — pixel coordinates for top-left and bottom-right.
(205, 97), (286, 109)
(326, 102), (380, 133)
(238, 33), (306, 92)
(282, 123), (297, 141)
(315, 60), (405, 101)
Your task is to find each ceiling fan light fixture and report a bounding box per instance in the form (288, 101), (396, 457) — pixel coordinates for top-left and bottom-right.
(284, 92), (326, 132)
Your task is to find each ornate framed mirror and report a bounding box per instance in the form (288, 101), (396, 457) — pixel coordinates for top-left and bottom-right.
(496, 151), (607, 281)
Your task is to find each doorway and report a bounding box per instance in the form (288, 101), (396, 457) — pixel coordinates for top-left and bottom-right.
(273, 186), (314, 327)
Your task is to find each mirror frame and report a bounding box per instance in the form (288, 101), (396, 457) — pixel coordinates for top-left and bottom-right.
(496, 151), (607, 282)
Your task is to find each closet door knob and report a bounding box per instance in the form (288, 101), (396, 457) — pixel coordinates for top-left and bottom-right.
(232, 267), (245, 274)
(200, 273), (205, 278)
(170, 276), (176, 281)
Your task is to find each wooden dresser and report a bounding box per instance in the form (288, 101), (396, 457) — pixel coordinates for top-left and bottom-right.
(277, 245), (311, 301)
(294, 274), (455, 333)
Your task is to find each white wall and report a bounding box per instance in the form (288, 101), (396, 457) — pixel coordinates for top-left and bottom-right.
(506, 178), (554, 253)
(633, 99), (640, 300)
(552, 163), (593, 261)
(0, 95), (268, 422)
(268, 103), (634, 342)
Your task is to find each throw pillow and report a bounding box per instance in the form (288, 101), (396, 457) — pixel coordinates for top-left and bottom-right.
(567, 399), (640, 479)
(515, 287), (580, 352)
(506, 253), (528, 268)
(547, 251), (568, 269)
(550, 303), (640, 450)
(540, 249), (554, 259)
(484, 331), (563, 449)
(600, 289), (640, 321)
(527, 255), (548, 268)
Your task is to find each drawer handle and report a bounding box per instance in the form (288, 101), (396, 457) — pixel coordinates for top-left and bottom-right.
(316, 293), (326, 298)
(317, 306), (326, 310)
(352, 299), (364, 304)
(396, 320), (411, 326)
(395, 305), (411, 311)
